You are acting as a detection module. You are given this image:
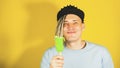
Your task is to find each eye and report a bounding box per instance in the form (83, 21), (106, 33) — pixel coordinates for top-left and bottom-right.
(73, 22), (78, 25)
(63, 23), (68, 27)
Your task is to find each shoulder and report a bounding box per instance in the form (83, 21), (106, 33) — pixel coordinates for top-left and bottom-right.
(41, 46), (57, 63)
(86, 41), (114, 67)
(42, 46), (57, 58)
(86, 41), (108, 50)
(45, 46), (56, 53)
(86, 41), (110, 55)
(86, 41), (112, 59)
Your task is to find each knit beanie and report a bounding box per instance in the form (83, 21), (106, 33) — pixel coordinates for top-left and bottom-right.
(57, 5), (85, 22)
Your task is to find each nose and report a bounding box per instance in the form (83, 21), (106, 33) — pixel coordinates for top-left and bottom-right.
(67, 23), (74, 29)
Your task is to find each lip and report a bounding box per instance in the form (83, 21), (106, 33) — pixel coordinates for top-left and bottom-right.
(67, 31), (76, 34)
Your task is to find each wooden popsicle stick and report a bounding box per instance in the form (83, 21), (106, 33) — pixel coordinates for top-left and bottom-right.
(58, 52), (62, 56)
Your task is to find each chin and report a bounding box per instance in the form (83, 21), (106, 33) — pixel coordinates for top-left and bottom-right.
(66, 37), (78, 42)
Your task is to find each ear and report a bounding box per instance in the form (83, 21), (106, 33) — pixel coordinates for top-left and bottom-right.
(82, 23), (85, 31)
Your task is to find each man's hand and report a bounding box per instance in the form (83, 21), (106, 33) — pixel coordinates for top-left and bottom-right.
(50, 55), (64, 68)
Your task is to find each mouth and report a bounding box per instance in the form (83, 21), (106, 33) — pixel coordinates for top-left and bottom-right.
(67, 31), (76, 34)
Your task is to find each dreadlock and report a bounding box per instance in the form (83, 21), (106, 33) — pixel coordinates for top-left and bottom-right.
(55, 15), (66, 37)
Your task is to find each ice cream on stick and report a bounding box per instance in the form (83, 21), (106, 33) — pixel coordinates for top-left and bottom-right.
(55, 36), (64, 55)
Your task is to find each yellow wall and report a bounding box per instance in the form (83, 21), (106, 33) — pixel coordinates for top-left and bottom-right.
(0, 0), (120, 68)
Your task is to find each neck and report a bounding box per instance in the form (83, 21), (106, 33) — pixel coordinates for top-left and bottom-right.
(65, 39), (85, 50)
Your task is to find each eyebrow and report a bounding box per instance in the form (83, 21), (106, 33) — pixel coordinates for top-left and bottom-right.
(64, 20), (78, 22)
(73, 20), (78, 21)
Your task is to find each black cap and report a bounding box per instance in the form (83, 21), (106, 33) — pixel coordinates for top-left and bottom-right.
(57, 5), (85, 22)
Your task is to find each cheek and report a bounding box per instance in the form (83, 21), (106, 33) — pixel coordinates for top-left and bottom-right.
(76, 26), (83, 34)
(63, 26), (67, 31)
(76, 26), (82, 30)
(63, 27), (67, 34)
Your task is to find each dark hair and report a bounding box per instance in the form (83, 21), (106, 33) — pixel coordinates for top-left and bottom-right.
(57, 5), (85, 23)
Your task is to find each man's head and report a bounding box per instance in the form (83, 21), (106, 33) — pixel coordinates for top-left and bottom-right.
(56, 5), (85, 42)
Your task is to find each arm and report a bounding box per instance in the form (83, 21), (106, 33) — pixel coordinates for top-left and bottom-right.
(101, 48), (114, 68)
(40, 50), (50, 68)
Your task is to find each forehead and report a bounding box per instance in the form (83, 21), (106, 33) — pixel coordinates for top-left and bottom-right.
(65, 14), (82, 21)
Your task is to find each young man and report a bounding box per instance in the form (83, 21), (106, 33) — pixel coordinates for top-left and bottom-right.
(40, 5), (114, 68)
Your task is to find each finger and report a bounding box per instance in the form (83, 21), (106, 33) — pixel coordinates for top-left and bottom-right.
(55, 55), (64, 60)
(56, 63), (64, 67)
(55, 60), (64, 64)
(55, 64), (63, 68)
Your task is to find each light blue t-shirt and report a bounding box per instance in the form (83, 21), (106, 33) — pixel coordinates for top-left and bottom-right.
(40, 41), (114, 68)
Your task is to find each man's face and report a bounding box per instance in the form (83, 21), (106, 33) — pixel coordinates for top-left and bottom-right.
(63, 14), (85, 42)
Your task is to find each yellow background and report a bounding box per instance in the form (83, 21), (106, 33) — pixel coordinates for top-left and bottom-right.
(0, 0), (120, 68)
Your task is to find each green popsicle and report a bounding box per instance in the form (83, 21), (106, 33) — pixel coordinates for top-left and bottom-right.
(55, 36), (64, 55)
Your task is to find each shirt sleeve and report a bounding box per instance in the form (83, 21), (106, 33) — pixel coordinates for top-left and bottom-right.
(40, 49), (50, 68)
(101, 48), (114, 68)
